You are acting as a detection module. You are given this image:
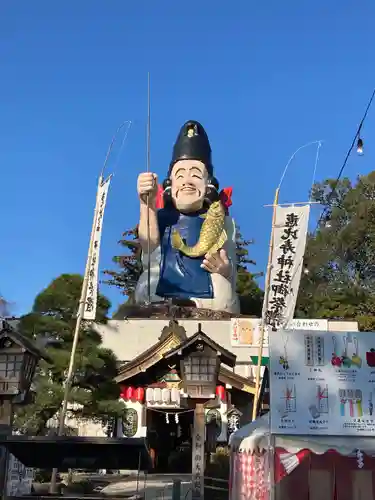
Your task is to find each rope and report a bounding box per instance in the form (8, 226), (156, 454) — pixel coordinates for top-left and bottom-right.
(147, 407), (195, 415)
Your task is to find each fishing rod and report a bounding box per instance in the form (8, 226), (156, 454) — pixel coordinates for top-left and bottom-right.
(146, 72), (152, 303)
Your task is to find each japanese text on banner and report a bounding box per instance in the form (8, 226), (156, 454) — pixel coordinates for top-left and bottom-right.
(264, 205), (310, 330)
(192, 407), (205, 499)
(83, 177), (111, 320)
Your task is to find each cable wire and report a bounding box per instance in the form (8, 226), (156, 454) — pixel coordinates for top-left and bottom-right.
(316, 88), (375, 229)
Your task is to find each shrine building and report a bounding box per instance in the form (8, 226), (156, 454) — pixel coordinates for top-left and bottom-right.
(94, 315), (358, 473)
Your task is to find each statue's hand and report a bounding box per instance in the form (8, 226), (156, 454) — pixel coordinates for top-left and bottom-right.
(137, 172), (158, 206)
(201, 249), (232, 279)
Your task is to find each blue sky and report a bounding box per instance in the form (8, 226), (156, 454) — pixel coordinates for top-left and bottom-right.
(1, 1), (375, 316)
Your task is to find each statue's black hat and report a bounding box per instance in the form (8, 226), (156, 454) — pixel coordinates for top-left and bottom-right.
(168, 120), (213, 176)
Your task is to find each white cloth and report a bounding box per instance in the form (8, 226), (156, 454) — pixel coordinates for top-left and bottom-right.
(230, 413), (375, 456)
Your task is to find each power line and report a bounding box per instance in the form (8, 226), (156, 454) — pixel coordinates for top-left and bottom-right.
(316, 88), (375, 230)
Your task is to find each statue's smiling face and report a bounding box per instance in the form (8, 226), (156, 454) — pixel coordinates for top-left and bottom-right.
(170, 159), (208, 212)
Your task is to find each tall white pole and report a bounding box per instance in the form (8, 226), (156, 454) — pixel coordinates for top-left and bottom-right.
(252, 188), (279, 421)
(49, 119), (130, 492)
(49, 175), (103, 493)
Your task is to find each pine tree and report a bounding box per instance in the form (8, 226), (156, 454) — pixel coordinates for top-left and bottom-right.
(235, 228), (264, 316)
(102, 227), (142, 305)
(296, 171), (375, 330)
(14, 274), (124, 435)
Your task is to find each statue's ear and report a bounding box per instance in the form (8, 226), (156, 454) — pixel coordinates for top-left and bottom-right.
(205, 176), (220, 205)
(162, 178), (173, 207)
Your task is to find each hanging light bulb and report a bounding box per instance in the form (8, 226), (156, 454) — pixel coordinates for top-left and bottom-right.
(357, 137), (364, 155)
(166, 412), (169, 424)
(175, 413), (179, 424)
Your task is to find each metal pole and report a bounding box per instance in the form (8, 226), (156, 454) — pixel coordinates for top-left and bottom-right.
(269, 434), (276, 500)
(136, 451), (141, 496)
(172, 478), (181, 500)
(252, 188), (279, 421)
(146, 72), (152, 303)
(49, 176), (103, 493)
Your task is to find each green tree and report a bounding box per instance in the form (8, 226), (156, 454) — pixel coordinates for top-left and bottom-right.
(15, 274), (124, 435)
(235, 229), (264, 315)
(102, 227), (141, 305)
(296, 171), (375, 330)
(104, 225), (264, 316)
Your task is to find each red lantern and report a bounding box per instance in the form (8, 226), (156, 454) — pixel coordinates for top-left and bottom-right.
(119, 386), (126, 400)
(135, 387), (145, 403)
(216, 385), (226, 401)
(126, 386), (134, 400)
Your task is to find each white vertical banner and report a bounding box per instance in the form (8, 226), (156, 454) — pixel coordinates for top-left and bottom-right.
(264, 205), (310, 330)
(83, 176), (111, 320)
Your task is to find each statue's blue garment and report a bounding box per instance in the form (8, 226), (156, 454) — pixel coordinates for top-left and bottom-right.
(156, 207), (213, 299)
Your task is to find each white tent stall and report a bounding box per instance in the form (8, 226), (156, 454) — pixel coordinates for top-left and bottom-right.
(229, 414), (375, 500)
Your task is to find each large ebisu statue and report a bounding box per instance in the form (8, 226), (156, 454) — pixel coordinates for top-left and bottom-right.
(135, 120), (240, 313)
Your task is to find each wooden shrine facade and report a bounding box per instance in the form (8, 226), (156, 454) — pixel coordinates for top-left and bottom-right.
(114, 320), (255, 449)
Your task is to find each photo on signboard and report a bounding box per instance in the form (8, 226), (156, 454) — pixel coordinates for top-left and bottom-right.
(270, 330), (375, 436)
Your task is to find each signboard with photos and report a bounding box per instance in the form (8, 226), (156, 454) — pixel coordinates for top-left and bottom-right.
(270, 329), (375, 436)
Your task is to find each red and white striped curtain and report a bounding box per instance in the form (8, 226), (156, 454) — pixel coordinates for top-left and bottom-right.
(230, 451), (270, 500)
(230, 447), (375, 500)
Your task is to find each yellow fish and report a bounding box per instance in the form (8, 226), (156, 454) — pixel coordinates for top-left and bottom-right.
(171, 201), (227, 258)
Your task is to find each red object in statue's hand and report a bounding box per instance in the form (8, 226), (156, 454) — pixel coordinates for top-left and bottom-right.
(155, 184), (164, 209)
(219, 187), (233, 211)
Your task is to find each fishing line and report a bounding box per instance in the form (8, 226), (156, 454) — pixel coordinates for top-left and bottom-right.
(278, 140), (324, 193)
(100, 120), (133, 180)
(111, 120), (132, 176)
(309, 141), (323, 202)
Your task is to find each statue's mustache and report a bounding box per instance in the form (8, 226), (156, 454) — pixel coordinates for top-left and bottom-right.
(177, 184), (200, 196)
